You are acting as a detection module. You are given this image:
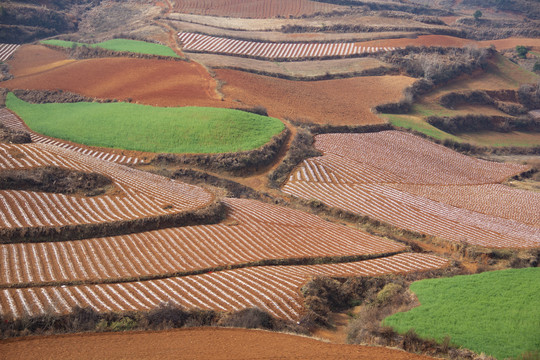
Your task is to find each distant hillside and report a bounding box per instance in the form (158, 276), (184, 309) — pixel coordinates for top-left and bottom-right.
(462, 0), (540, 19)
(0, 0), (101, 43)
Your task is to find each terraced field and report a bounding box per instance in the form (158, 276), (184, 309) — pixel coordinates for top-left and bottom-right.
(171, 0), (345, 18)
(0, 109), (143, 165)
(2, 49), (225, 108)
(216, 69), (414, 125)
(0, 253), (448, 321)
(0, 138), (449, 322)
(0, 44), (20, 62)
(179, 32), (397, 59)
(282, 131), (539, 248)
(0, 142), (213, 234)
(0, 198), (407, 287)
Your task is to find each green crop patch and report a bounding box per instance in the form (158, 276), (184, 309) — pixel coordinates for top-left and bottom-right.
(384, 268), (540, 359)
(40, 39), (179, 58)
(6, 93), (284, 154)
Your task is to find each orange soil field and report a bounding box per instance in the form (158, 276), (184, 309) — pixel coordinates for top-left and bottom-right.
(0, 253), (448, 320)
(6, 45), (72, 78)
(216, 69), (415, 125)
(357, 35), (540, 51)
(172, 0), (345, 18)
(0, 197), (405, 287)
(0, 142), (213, 232)
(282, 131), (539, 248)
(189, 53), (388, 78)
(0, 327), (436, 360)
(4, 47), (226, 108)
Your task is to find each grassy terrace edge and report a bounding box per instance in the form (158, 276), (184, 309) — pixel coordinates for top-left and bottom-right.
(40, 38), (180, 58)
(383, 268), (540, 360)
(6, 93), (285, 154)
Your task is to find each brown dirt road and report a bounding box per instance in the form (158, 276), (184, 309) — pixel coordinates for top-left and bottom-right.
(0, 327), (435, 360)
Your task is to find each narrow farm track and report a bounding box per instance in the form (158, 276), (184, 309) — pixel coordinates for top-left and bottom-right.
(0, 44), (20, 62)
(0, 109), (144, 165)
(0, 198), (406, 288)
(0, 142), (213, 234)
(0, 253), (449, 321)
(282, 131), (540, 249)
(178, 32), (397, 60)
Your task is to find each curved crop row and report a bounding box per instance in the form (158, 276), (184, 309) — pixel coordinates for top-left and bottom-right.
(0, 109), (142, 165)
(0, 253), (449, 321)
(310, 131), (528, 185)
(0, 198), (406, 287)
(0, 143), (213, 237)
(0, 44), (20, 62)
(178, 32), (396, 59)
(282, 131), (539, 248)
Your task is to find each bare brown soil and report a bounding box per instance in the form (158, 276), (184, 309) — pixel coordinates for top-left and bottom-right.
(0, 327), (436, 360)
(171, 0), (345, 18)
(190, 53), (389, 78)
(172, 19), (415, 42)
(6, 45), (73, 78)
(3, 54), (230, 108)
(216, 69), (415, 125)
(359, 35), (540, 50)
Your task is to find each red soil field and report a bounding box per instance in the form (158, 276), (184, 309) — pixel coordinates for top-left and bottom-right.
(282, 131), (539, 248)
(0, 143), (213, 231)
(0, 253), (448, 320)
(5, 45), (71, 78)
(3, 52), (226, 108)
(216, 69), (415, 125)
(0, 198), (405, 287)
(0, 327), (436, 360)
(172, 0), (345, 18)
(357, 35), (540, 51)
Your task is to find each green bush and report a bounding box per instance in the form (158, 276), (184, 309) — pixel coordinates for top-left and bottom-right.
(109, 317), (137, 331)
(516, 45), (529, 59)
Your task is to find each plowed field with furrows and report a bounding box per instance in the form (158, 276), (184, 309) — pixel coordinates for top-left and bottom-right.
(282, 131), (539, 249)
(0, 198), (406, 287)
(0, 253), (449, 321)
(172, 0), (344, 18)
(0, 143), (212, 231)
(388, 184), (540, 227)
(311, 132), (528, 185)
(216, 69), (414, 125)
(0, 109), (142, 165)
(178, 33), (396, 59)
(0, 44), (20, 62)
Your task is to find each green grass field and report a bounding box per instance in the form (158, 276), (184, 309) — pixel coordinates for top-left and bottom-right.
(384, 268), (540, 359)
(381, 114), (461, 142)
(6, 93), (284, 154)
(40, 39), (179, 58)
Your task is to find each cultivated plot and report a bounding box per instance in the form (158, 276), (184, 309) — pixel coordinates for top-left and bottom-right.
(0, 198), (406, 287)
(0, 143), (213, 233)
(0, 109), (142, 165)
(0, 44), (20, 62)
(282, 131), (539, 248)
(179, 32), (396, 59)
(171, 0), (345, 18)
(0, 253), (449, 321)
